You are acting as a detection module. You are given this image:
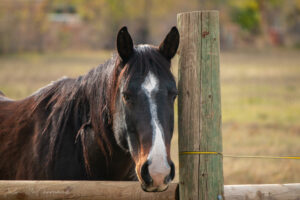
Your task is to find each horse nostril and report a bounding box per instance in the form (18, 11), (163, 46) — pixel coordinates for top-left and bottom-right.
(164, 161), (175, 184)
(141, 161), (152, 185)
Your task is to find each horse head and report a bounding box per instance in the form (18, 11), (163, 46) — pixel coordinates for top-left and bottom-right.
(111, 26), (179, 192)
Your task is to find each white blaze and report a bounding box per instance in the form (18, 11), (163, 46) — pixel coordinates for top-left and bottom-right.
(141, 71), (170, 185)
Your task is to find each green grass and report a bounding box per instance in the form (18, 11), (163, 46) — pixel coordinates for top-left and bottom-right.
(1, 49), (300, 184)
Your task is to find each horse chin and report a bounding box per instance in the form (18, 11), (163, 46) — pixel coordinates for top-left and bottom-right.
(141, 183), (169, 192)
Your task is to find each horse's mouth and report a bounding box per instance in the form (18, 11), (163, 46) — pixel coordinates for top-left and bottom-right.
(141, 183), (169, 192)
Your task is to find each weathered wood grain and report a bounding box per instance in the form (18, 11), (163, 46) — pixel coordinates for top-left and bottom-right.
(177, 11), (224, 200)
(0, 181), (178, 200)
(0, 181), (299, 200)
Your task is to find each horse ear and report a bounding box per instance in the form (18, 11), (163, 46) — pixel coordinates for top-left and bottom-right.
(159, 26), (180, 60)
(117, 26), (134, 63)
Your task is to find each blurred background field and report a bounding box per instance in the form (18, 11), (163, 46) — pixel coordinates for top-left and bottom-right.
(1, 0), (300, 185)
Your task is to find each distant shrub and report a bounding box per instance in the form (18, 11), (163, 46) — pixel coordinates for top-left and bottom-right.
(231, 5), (260, 33)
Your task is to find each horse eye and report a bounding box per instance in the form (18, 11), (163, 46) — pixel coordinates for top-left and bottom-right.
(122, 92), (132, 102)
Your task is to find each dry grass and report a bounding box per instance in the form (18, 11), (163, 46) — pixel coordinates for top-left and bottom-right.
(220, 49), (300, 184)
(0, 51), (112, 98)
(1, 49), (300, 184)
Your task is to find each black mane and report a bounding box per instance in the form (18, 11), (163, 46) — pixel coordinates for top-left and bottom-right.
(28, 55), (118, 176)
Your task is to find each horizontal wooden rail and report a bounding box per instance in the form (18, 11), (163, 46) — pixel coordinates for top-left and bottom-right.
(0, 181), (178, 200)
(224, 183), (300, 200)
(0, 181), (300, 200)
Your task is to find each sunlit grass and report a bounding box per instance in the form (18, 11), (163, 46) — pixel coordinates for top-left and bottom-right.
(0, 49), (300, 184)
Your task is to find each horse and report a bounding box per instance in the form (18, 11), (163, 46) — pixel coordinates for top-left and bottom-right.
(0, 26), (180, 192)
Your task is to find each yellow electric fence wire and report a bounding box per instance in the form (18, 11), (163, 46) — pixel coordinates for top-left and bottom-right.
(180, 152), (300, 160)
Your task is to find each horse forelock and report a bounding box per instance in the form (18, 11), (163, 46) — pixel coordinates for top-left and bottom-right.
(117, 46), (173, 87)
(110, 46), (173, 114)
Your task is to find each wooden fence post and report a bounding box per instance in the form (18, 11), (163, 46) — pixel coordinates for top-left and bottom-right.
(177, 11), (224, 200)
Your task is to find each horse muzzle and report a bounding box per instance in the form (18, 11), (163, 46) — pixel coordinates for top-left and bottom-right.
(139, 160), (175, 192)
